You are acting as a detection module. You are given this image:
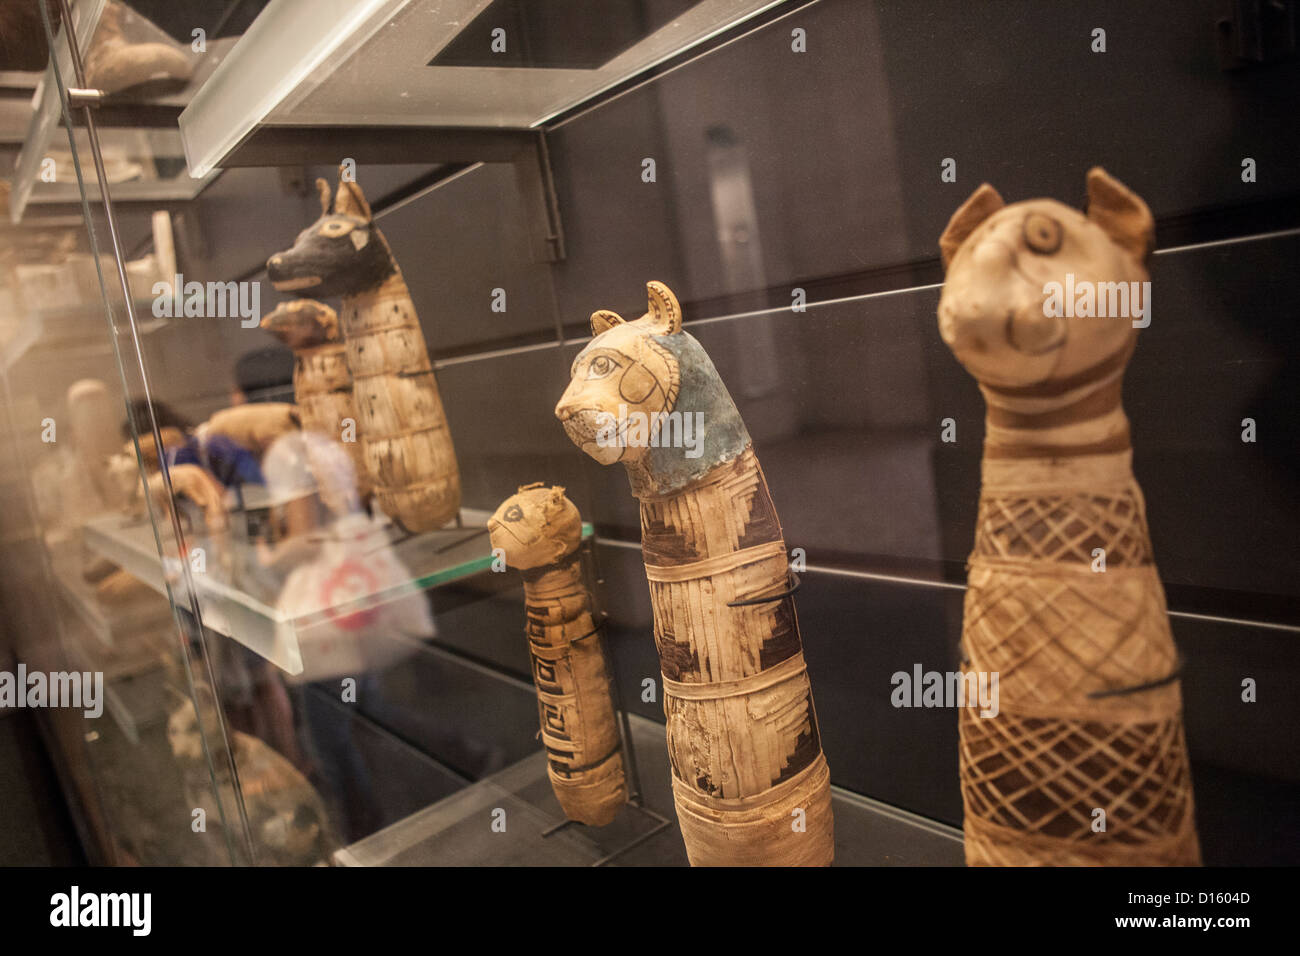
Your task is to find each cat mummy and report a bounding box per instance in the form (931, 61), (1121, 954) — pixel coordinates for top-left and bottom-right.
(938, 167), (1200, 866)
(556, 281), (833, 866)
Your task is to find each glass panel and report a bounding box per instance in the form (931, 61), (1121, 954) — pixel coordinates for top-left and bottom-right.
(0, 0), (244, 865)
(27, 1), (658, 863)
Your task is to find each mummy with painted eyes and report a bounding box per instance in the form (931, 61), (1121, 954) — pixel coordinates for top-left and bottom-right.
(557, 295), (681, 467)
(554, 281), (834, 866)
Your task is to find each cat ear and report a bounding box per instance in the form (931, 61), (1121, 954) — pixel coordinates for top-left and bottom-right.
(645, 281), (682, 335)
(591, 309), (624, 335)
(940, 183), (1004, 269)
(1085, 167), (1154, 262)
(334, 169), (372, 221)
(316, 178), (332, 216)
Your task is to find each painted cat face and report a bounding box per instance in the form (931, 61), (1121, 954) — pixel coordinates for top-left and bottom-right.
(937, 167), (1154, 389)
(488, 483), (582, 570)
(267, 172), (395, 298)
(555, 281), (682, 465)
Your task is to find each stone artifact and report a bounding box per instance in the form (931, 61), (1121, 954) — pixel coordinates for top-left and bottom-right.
(168, 699), (334, 866)
(937, 167), (1199, 866)
(555, 281), (833, 866)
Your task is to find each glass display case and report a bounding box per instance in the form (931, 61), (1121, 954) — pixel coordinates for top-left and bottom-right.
(1, 0), (1296, 869)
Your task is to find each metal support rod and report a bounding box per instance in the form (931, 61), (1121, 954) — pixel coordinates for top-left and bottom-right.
(583, 537), (646, 806)
(591, 810), (673, 867)
(540, 818), (576, 838)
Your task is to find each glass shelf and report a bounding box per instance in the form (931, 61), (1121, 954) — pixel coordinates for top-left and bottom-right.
(3, 298), (166, 370)
(334, 712), (669, 867)
(1, 94), (36, 145)
(81, 507), (594, 675)
(9, 0), (106, 222)
(62, 629), (171, 748)
(53, 559), (174, 745)
(9, 5), (233, 221)
(51, 553), (172, 650)
(25, 125), (221, 207)
(179, 0), (789, 176)
(0, 71), (43, 91)
(335, 712), (967, 866)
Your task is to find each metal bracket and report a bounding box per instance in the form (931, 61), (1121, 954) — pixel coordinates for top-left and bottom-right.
(56, 92), (186, 127)
(1217, 0), (1297, 69)
(219, 125), (566, 262)
(65, 87), (104, 108)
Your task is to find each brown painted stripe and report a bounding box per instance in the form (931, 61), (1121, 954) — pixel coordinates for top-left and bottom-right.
(638, 504), (701, 565)
(638, 452), (781, 566)
(662, 651), (808, 700)
(519, 552), (581, 584)
(982, 338), (1135, 399)
(774, 723), (822, 785)
(644, 540), (787, 580)
(736, 476), (783, 551)
(985, 426), (1131, 459)
(759, 598), (802, 670)
(655, 629), (700, 682)
(986, 376), (1124, 429)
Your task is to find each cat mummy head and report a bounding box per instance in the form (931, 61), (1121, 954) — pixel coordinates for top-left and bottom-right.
(555, 281), (750, 497)
(937, 167), (1155, 390)
(487, 483), (582, 570)
(260, 299), (340, 350)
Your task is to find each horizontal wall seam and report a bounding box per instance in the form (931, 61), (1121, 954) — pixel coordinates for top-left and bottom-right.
(596, 537), (1300, 633)
(425, 225), (1300, 368)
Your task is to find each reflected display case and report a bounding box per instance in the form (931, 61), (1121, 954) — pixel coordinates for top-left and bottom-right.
(0, 0), (1296, 868)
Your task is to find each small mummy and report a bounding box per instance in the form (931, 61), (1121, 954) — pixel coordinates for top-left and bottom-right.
(261, 298), (372, 504)
(488, 484), (625, 826)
